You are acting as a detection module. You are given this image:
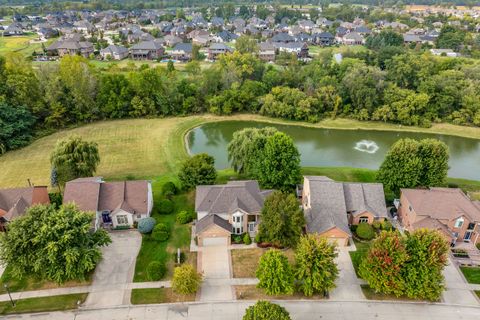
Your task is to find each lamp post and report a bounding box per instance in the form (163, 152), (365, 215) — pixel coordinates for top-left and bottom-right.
(4, 284), (15, 307)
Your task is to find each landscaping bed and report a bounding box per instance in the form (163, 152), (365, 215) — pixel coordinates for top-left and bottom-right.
(131, 288), (195, 304)
(0, 293), (87, 315)
(360, 285), (430, 301)
(235, 285), (325, 300)
(460, 266), (480, 284)
(231, 248), (295, 278)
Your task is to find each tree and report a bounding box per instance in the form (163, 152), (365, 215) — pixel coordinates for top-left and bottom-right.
(138, 217), (156, 233)
(178, 153), (217, 190)
(402, 229), (449, 301)
(255, 132), (301, 190)
(235, 35), (259, 54)
(0, 204), (110, 283)
(50, 135), (100, 185)
(227, 127), (278, 174)
(294, 235), (338, 296)
(359, 231), (408, 297)
(257, 191), (305, 248)
(172, 264), (202, 295)
(436, 25), (466, 51)
(377, 138), (449, 194)
(365, 30), (403, 50)
(243, 301), (291, 320)
(0, 103), (36, 154)
(256, 250), (294, 295)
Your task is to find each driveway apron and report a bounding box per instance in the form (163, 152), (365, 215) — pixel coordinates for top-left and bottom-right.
(199, 245), (234, 302)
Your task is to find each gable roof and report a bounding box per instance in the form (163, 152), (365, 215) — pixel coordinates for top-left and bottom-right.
(195, 180), (269, 215)
(401, 188), (480, 222)
(196, 214), (232, 234)
(0, 186), (50, 221)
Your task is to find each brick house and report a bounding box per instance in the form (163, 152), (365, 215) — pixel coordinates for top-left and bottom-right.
(398, 188), (480, 246)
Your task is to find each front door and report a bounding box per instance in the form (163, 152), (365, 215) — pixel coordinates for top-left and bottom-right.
(464, 231), (473, 242)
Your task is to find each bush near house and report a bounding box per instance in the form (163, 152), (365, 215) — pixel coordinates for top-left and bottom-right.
(152, 223), (170, 242)
(356, 223), (375, 240)
(162, 182), (178, 198)
(243, 300), (291, 320)
(176, 210), (194, 224)
(138, 217), (156, 234)
(158, 199), (174, 214)
(243, 233), (252, 245)
(147, 261), (166, 281)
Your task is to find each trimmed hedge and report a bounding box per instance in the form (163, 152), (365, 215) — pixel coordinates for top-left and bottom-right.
(138, 217), (156, 234)
(176, 210), (193, 224)
(162, 182), (177, 197)
(158, 199), (174, 214)
(356, 223), (375, 240)
(152, 223), (170, 242)
(147, 261), (166, 281)
(243, 233), (252, 245)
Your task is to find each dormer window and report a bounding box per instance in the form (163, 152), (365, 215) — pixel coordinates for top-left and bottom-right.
(454, 217), (464, 228)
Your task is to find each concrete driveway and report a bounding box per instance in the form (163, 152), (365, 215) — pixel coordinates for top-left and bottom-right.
(442, 258), (479, 306)
(84, 231), (142, 308)
(199, 245), (233, 302)
(329, 246), (365, 301)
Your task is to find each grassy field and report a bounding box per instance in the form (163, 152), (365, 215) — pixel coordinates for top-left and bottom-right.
(131, 288), (195, 304)
(0, 35), (56, 57)
(0, 293), (87, 315)
(231, 248), (295, 278)
(309, 45), (370, 56)
(460, 267), (480, 284)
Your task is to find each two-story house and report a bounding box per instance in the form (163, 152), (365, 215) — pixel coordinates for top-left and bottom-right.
(194, 180), (272, 246)
(398, 188), (480, 246)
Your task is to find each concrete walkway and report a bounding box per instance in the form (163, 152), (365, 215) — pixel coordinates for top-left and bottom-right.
(84, 231), (142, 308)
(443, 258), (479, 305)
(6, 300), (480, 320)
(329, 246), (365, 301)
(198, 245), (234, 302)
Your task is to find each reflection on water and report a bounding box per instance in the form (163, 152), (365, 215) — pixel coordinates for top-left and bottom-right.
(187, 121), (480, 180)
(354, 140), (379, 154)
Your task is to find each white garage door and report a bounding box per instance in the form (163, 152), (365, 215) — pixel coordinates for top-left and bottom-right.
(202, 236), (228, 246)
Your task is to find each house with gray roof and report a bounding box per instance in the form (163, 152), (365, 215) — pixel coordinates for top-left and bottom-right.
(100, 44), (129, 60)
(194, 180), (272, 246)
(207, 43), (233, 60)
(302, 176), (388, 246)
(46, 39), (94, 58)
(130, 39), (165, 60)
(170, 42), (192, 61)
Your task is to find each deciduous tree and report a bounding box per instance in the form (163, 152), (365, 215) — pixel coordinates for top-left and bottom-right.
(179, 153), (217, 190)
(243, 301), (291, 320)
(256, 250), (294, 295)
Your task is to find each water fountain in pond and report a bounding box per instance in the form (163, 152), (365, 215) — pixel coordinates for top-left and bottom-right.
(354, 140), (379, 154)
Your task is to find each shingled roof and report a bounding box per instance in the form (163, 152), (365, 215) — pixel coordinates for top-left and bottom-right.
(0, 186), (50, 221)
(196, 214), (231, 234)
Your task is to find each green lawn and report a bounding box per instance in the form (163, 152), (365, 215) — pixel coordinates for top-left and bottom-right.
(360, 284), (423, 301)
(349, 240), (371, 278)
(475, 290), (480, 299)
(460, 266), (480, 284)
(133, 178), (195, 282)
(0, 35), (57, 57)
(0, 293), (87, 315)
(131, 288), (195, 304)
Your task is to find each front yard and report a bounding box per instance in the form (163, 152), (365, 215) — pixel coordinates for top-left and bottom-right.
(0, 293), (87, 315)
(235, 285), (325, 300)
(360, 285), (430, 301)
(460, 266), (480, 284)
(131, 288), (195, 304)
(231, 248), (295, 278)
(348, 240), (371, 278)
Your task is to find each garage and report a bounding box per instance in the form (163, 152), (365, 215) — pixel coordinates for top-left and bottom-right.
(202, 236), (229, 247)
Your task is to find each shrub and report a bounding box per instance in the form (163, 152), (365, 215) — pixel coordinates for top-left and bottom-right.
(372, 220), (382, 230)
(254, 234), (261, 243)
(152, 223), (170, 242)
(162, 181), (177, 197)
(232, 234), (243, 244)
(243, 301), (291, 320)
(477, 242), (480, 250)
(147, 261), (166, 281)
(158, 199), (174, 214)
(381, 220), (393, 231)
(176, 210), (193, 224)
(172, 264), (202, 295)
(356, 223), (375, 240)
(138, 217), (156, 234)
(48, 193), (62, 208)
(243, 233), (252, 245)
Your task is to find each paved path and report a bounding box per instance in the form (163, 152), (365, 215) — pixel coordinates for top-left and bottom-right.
(198, 245), (234, 302)
(84, 231), (142, 308)
(442, 258), (479, 306)
(5, 300), (480, 320)
(329, 246), (365, 301)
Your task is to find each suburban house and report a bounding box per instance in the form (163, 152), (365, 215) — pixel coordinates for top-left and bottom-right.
(170, 42), (192, 61)
(47, 39), (94, 58)
(398, 188), (480, 246)
(259, 42), (275, 62)
(302, 176), (388, 246)
(0, 186), (50, 230)
(130, 40), (165, 60)
(194, 180), (272, 246)
(207, 43), (233, 60)
(100, 45), (129, 60)
(63, 177), (153, 230)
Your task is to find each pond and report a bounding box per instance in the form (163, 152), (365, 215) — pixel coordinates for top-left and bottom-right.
(186, 121), (480, 180)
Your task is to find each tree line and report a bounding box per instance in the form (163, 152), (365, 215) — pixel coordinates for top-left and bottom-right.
(1, 38), (480, 155)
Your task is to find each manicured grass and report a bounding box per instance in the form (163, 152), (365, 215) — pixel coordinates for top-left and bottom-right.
(235, 285), (325, 300)
(460, 266), (480, 284)
(360, 284), (420, 301)
(0, 266), (92, 294)
(231, 248), (295, 278)
(349, 240), (371, 278)
(475, 290), (480, 299)
(131, 288), (195, 304)
(0, 293), (87, 315)
(0, 36), (56, 57)
(3, 114), (480, 190)
(133, 178), (195, 282)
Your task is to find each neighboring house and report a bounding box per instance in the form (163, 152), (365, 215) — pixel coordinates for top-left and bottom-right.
(63, 177), (153, 230)
(100, 44), (129, 60)
(194, 181), (272, 246)
(46, 39), (94, 58)
(3, 23), (24, 36)
(130, 40), (165, 60)
(164, 34), (183, 47)
(302, 176), (388, 246)
(398, 188), (480, 246)
(259, 42), (275, 62)
(273, 41), (309, 58)
(314, 31), (335, 46)
(340, 32), (365, 45)
(0, 186), (50, 230)
(207, 43), (233, 60)
(170, 42), (192, 61)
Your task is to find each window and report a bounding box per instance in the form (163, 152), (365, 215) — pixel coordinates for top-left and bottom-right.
(359, 216), (369, 223)
(117, 215), (128, 225)
(408, 206), (412, 212)
(454, 217), (464, 228)
(137, 214), (142, 219)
